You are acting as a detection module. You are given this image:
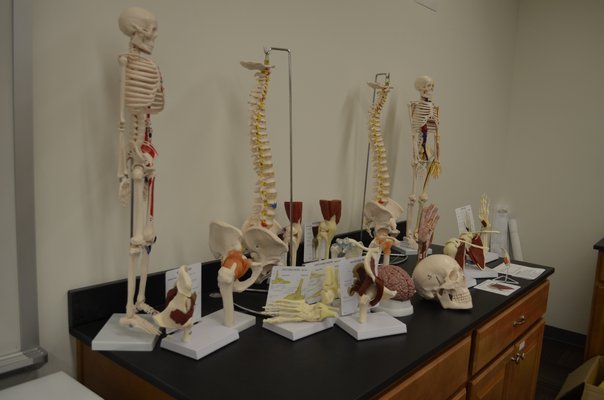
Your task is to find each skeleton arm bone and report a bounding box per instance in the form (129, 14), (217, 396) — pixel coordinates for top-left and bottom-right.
(117, 55), (131, 204)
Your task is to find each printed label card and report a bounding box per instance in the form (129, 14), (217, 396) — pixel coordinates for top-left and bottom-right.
(266, 266), (310, 306)
(455, 205), (475, 234)
(474, 279), (520, 296)
(303, 221), (321, 263)
(338, 256), (364, 316)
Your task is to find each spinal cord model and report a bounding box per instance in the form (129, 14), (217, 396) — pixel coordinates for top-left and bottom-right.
(363, 79), (403, 264)
(116, 7), (164, 335)
(405, 76), (441, 250)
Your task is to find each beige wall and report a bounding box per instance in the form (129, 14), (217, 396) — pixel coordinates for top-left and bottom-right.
(506, 0), (604, 333)
(27, 0), (557, 378)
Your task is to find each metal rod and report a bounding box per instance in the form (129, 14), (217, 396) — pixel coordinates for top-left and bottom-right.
(264, 47), (295, 265)
(359, 72), (390, 244)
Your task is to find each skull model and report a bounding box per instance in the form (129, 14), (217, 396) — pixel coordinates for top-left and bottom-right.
(412, 254), (473, 310)
(414, 75), (434, 101)
(118, 7), (158, 54)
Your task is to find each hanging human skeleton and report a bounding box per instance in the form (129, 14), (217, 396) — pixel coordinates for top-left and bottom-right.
(362, 79), (403, 264)
(405, 76), (440, 250)
(116, 7), (164, 334)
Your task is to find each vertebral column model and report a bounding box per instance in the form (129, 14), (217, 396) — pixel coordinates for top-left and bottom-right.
(406, 76), (440, 249)
(241, 60), (280, 233)
(116, 7), (163, 334)
(240, 59), (287, 280)
(363, 81), (403, 265)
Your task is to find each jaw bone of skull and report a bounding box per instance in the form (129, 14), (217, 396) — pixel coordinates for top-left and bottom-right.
(118, 7), (158, 54)
(412, 254), (473, 310)
(414, 75), (434, 101)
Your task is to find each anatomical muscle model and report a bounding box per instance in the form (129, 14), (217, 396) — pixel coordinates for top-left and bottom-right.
(363, 79), (404, 263)
(406, 76), (440, 249)
(116, 7), (164, 334)
(317, 199), (342, 260)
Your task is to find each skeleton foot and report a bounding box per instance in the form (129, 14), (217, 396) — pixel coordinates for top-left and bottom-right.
(119, 314), (160, 335)
(135, 301), (158, 315)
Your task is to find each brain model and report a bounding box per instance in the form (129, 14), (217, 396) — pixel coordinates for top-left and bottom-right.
(380, 265), (416, 301)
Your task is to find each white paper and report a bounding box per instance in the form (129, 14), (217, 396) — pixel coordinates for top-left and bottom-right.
(304, 259), (342, 304)
(164, 263), (202, 332)
(337, 256), (364, 316)
(492, 263), (544, 280)
(266, 266), (310, 306)
(455, 205), (475, 234)
(464, 264), (498, 280)
(303, 221), (321, 263)
(474, 279), (520, 296)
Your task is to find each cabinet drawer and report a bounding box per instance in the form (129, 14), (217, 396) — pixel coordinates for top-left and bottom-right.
(376, 335), (471, 400)
(471, 281), (549, 375)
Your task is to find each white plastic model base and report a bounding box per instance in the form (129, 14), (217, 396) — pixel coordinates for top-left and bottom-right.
(485, 251), (499, 264)
(336, 311), (407, 340)
(262, 318), (336, 341)
(393, 242), (432, 257)
(92, 313), (158, 351)
(160, 317), (238, 360)
(374, 299), (414, 317)
(204, 309), (256, 332)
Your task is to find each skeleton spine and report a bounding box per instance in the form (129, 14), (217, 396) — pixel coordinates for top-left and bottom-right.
(249, 68), (276, 229)
(369, 86), (391, 204)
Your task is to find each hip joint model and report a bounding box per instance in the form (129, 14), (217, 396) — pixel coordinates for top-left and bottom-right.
(406, 76), (440, 249)
(116, 7), (164, 334)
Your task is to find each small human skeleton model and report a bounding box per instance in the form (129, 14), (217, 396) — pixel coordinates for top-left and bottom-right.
(363, 80), (404, 264)
(153, 266), (196, 342)
(316, 200), (342, 260)
(239, 57), (288, 280)
(117, 7), (164, 334)
(406, 76), (440, 249)
(283, 201), (303, 266)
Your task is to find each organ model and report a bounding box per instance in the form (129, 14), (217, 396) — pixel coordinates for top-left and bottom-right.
(116, 7), (164, 335)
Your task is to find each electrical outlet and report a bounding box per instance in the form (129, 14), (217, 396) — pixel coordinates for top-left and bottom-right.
(415, 0), (438, 12)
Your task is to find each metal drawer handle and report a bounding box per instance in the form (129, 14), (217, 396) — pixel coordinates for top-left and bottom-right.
(511, 352), (526, 365)
(513, 315), (526, 327)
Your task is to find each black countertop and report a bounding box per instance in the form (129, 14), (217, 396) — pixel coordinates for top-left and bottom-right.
(595, 238), (604, 251)
(69, 250), (554, 400)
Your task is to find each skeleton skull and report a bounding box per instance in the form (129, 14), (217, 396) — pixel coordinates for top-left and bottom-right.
(414, 75), (434, 101)
(118, 7), (158, 54)
(412, 254), (473, 309)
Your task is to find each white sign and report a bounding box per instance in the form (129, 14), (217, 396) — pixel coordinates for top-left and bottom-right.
(455, 205), (475, 233)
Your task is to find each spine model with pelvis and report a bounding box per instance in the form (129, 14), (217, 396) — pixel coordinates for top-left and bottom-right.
(363, 78), (404, 263)
(208, 53), (288, 328)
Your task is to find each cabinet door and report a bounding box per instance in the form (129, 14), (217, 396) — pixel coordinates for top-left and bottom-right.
(468, 345), (514, 400)
(504, 319), (544, 400)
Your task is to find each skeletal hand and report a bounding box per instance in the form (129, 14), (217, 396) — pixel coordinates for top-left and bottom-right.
(118, 176), (131, 207)
(418, 204), (439, 245)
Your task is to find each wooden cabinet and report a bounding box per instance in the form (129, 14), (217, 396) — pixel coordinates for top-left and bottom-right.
(376, 336), (471, 400)
(378, 281), (549, 400)
(468, 320), (544, 400)
(586, 240), (604, 359)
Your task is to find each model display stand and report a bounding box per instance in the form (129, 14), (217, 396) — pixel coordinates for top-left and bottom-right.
(204, 309), (256, 332)
(92, 314), (158, 351)
(336, 311), (407, 340)
(263, 318), (337, 341)
(159, 317), (238, 360)
(374, 299), (413, 317)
